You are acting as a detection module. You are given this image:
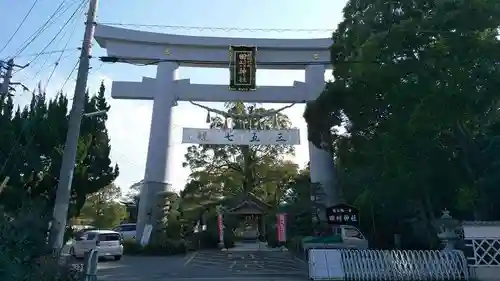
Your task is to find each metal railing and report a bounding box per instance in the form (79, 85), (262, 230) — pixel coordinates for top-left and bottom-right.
(340, 249), (469, 281)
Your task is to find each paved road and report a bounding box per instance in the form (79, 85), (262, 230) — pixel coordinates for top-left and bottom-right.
(96, 250), (308, 281)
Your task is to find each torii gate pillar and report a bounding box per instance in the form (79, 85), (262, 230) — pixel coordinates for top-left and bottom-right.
(306, 65), (338, 210)
(136, 62), (178, 241)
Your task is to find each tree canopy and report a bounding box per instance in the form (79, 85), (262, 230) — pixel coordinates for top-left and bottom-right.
(0, 82), (119, 218)
(78, 183), (126, 228)
(305, 0), (500, 248)
(182, 102), (299, 209)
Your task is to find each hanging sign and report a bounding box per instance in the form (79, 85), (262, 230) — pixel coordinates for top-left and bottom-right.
(325, 203), (359, 225)
(277, 213), (287, 242)
(229, 45), (257, 91)
(182, 128), (300, 145)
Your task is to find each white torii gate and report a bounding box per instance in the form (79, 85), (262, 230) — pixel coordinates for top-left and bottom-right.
(94, 25), (337, 243)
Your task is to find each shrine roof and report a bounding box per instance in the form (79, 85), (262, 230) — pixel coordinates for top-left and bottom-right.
(225, 192), (271, 212)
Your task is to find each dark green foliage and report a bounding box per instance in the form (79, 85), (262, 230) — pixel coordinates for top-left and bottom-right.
(0, 198), (80, 281)
(266, 228), (279, 248)
(123, 239), (188, 256)
(0, 81), (118, 217)
(197, 230), (220, 249)
(0, 82), (117, 279)
(223, 230), (235, 249)
(305, 0), (500, 248)
(122, 240), (144, 255)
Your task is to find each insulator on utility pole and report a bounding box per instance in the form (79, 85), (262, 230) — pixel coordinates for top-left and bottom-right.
(205, 111), (210, 123)
(0, 59), (29, 97)
(0, 59), (13, 96)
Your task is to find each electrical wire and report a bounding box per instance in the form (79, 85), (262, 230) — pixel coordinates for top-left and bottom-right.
(0, 0), (41, 55)
(10, 0), (76, 59)
(21, 0), (86, 73)
(15, 0), (86, 88)
(14, 48), (80, 58)
(98, 22), (335, 33)
(59, 60), (79, 92)
(45, 0), (88, 88)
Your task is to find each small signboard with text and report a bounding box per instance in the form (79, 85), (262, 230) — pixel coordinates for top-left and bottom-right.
(182, 128), (300, 145)
(325, 203), (359, 225)
(229, 45), (257, 91)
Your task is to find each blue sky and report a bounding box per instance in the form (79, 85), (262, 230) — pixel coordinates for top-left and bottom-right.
(0, 0), (347, 193)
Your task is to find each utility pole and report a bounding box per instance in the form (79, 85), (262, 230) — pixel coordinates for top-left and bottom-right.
(48, 0), (99, 252)
(0, 59), (13, 96)
(0, 59), (28, 97)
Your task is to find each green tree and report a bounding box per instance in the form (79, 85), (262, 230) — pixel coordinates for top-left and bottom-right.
(179, 103), (301, 237)
(181, 103), (299, 210)
(305, 0), (500, 248)
(79, 183), (126, 228)
(0, 82), (119, 220)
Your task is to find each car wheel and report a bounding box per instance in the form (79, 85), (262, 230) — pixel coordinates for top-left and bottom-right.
(114, 255), (122, 261)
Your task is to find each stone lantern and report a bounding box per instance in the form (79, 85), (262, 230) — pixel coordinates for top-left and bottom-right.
(437, 209), (459, 250)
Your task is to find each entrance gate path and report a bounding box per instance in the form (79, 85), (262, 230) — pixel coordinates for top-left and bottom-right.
(182, 247), (308, 280)
(97, 244), (308, 281)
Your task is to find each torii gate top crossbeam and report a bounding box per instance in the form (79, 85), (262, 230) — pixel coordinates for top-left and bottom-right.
(94, 25), (333, 70)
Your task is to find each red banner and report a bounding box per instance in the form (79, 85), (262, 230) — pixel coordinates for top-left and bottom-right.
(217, 213), (224, 243)
(276, 213), (287, 242)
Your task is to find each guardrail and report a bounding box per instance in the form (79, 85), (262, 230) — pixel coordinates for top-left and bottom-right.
(309, 249), (469, 281)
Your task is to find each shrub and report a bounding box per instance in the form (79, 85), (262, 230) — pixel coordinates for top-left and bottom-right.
(122, 239), (142, 255)
(286, 236), (303, 252)
(266, 228), (279, 248)
(0, 198), (80, 281)
(223, 230), (235, 249)
(142, 239), (188, 255)
(123, 239), (188, 256)
(199, 230), (219, 249)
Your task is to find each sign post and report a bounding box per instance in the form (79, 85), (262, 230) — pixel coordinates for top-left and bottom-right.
(229, 45), (256, 91)
(325, 203), (359, 225)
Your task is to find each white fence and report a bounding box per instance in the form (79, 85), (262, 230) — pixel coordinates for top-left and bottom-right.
(462, 221), (500, 281)
(309, 249), (469, 281)
(466, 238), (500, 266)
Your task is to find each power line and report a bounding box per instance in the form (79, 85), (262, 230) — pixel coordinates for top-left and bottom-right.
(59, 60), (79, 92)
(42, 1), (88, 88)
(21, 0), (86, 70)
(10, 0), (76, 59)
(0, 0), (41, 55)
(15, 0), (86, 87)
(15, 48), (80, 58)
(98, 22), (335, 33)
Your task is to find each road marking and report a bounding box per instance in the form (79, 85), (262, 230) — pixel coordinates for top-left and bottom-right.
(228, 261), (236, 269)
(183, 252), (198, 266)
